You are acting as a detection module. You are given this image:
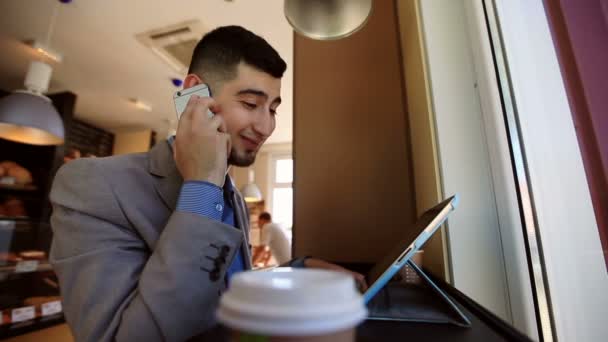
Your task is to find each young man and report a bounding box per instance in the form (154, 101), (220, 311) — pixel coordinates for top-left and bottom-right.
(49, 26), (364, 341)
(255, 212), (291, 265)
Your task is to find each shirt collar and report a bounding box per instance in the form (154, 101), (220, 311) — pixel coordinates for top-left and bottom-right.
(223, 173), (235, 196)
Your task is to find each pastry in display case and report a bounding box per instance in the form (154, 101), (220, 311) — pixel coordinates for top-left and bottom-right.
(0, 161), (35, 192)
(0, 219), (62, 334)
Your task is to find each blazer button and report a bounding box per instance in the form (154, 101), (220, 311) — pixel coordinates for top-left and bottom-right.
(221, 245), (230, 255)
(214, 259), (225, 269)
(210, 269), (221, 282)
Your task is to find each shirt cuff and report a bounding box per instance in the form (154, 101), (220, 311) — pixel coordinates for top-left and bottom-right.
(176, 181), (225, 221)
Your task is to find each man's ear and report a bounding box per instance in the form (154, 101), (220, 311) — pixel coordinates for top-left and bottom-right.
(183, 74), (204, 89)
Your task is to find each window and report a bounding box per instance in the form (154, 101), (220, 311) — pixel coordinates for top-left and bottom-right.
(270, 156), (293, 233)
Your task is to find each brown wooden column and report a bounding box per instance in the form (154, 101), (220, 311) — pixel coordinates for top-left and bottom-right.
(292, 0), (416, 263)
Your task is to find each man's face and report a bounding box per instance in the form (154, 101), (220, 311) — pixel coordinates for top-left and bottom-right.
(212, 62), (282, 167)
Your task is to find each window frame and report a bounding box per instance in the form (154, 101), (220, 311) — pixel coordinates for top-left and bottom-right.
(267, 153), (293, 230)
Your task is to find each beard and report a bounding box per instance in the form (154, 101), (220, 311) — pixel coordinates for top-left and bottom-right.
(228, 148), (257, 167)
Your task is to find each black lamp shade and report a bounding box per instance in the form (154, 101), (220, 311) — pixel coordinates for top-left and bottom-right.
(0, 91), (65, 145)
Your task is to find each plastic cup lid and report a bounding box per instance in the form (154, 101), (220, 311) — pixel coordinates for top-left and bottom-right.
(216, 268), (368, 336)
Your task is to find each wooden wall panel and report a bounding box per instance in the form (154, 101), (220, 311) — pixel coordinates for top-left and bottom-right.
(293, 0), (416, 262)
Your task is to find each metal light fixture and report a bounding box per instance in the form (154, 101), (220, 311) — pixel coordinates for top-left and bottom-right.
(241, 169), (263, 202)
(284, 0), (373, 40)
(0, 0), (67, 145)
(129, 98), (153, 112)
(0, 61), (64, 145)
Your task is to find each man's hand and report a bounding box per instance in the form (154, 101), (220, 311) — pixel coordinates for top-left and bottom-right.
(304, 258), (368, 292)
(174, 95), (230, 187)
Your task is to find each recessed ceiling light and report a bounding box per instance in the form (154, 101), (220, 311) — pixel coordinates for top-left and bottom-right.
(128, 98), (152, 112)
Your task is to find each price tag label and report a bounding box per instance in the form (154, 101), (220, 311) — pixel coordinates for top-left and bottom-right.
(15, 260), (39, 273)
(11, 306), (35, 323)
(41, 301), (62, 316)
(0, 177), (16, 185)
(0, 221), (16, 229)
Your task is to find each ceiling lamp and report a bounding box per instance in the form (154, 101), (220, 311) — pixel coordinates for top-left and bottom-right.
(129, 98), (153, 112)
(284, 0), (373, 40)
(0, 0), (68, 146)
(241, 170), (263, 203)
(0, 61), (64, 145)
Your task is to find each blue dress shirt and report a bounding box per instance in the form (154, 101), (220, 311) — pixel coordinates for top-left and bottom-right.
(169, 137), (245, 282)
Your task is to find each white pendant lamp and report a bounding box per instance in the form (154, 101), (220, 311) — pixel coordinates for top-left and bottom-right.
(241, 169), (263, 203)
(0, 0), (67, 146)
(0, 61), (64, 145)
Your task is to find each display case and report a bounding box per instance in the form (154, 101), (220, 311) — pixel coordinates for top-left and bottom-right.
(0, 93), (67, 338)
(0, 139), (65, 337)
(0, 219), (63, 336)
(0, 90), (115, 337)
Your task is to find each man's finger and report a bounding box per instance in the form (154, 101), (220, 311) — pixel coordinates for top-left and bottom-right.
(225, 134), (232, 156)
(217, 116), (227, 133)
(355, 275), (368, 292)
(190, 97), (216, 127)
(209, 114), (226, 132)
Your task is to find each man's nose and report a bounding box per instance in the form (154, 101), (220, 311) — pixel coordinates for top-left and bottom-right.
(252, 109), (274, 137)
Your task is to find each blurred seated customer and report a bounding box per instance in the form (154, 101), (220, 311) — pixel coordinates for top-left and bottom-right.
(256, 212), (291, 265)
(63, 148), (81, 163)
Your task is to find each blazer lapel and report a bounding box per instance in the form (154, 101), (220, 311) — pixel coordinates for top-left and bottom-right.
(148, 141), (182, 211)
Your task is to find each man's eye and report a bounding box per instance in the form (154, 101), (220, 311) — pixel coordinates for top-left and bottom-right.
(242, 102), (257, 109)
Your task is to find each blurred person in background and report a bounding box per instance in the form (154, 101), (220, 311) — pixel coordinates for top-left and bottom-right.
(255, 212), (291, 265)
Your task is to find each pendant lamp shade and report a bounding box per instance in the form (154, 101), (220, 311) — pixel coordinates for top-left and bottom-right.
(241, 169), (263, 202)
(242, 183), (263, 203)
(284, 0), (373, 40)
(0, 91), (64, 145)
(0, 61), (65, 145)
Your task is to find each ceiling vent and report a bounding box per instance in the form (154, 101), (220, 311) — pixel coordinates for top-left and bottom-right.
(136, 20), (207, 74)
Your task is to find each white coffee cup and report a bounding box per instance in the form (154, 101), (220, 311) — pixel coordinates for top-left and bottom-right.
(216, 267), (367, 342)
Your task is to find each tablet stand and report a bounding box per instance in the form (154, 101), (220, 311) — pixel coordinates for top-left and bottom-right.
(367, 260), (471, 327)
(407, 259), (471, 327)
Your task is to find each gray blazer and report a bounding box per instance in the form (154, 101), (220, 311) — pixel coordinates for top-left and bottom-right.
(50, 141), (254, 341)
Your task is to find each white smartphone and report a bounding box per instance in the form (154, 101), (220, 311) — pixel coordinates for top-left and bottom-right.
(173, 83), (214, 120)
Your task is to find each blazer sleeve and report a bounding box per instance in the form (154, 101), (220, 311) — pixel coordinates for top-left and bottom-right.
(49, 158), (243, 342)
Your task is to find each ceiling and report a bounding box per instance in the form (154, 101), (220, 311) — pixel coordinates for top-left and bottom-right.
(0, 0), (294, 144)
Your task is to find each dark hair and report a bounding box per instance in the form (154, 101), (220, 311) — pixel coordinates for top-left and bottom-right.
(259, 212), (272, 221)
(188, 26), (286, 88)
